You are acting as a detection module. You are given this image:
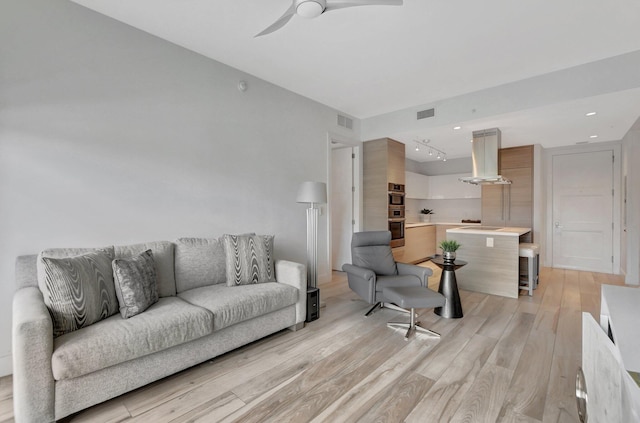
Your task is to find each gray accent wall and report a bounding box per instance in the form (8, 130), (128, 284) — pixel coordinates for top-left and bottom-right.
(0, 0), (354, 375)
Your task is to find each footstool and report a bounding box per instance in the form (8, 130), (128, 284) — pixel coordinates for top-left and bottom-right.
(383, 286), (446, 340)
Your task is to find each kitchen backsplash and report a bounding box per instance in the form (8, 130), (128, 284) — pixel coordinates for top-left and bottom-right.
(406, 198), (481, 223)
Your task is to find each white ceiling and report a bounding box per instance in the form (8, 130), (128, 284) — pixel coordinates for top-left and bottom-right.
(71, 0), (640, 162)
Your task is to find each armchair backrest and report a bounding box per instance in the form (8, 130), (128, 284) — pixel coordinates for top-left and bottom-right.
(351, 231), (398, 276)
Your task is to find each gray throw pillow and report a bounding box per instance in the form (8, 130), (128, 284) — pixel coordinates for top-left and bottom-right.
(112, 249), (159, 318)
(223, 234), (276, 286)
(40, 249), (118, 337)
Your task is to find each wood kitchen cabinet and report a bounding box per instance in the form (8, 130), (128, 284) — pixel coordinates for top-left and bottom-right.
(482, 145), (533, 232)
(436, 224), (463, 248)
(363, 138), (405, 231)
(393, 225), (436, 264)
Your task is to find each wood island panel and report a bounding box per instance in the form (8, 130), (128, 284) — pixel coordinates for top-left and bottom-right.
(447, 232), (520, 298)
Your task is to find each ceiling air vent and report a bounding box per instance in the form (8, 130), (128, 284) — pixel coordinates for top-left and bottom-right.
(417, 108), (435, 120)
(337, 114), (353, 130)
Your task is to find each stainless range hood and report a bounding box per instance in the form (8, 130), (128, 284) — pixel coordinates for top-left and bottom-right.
(459, 128), (511, 185)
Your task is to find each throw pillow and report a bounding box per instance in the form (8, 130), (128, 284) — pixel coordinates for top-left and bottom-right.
(223, 234), (276, 286)
(112, 249), (159, 318)
(39, 249), (119, 337)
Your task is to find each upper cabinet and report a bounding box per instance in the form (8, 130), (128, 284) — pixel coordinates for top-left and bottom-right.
(405, 171), (430, 199)
(429, 173), (481, 199)
(363, 138), (405, 231)
(482, 145), (533, 230)
(405, 171), (481, 199)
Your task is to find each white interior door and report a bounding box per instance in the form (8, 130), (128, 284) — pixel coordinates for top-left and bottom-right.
(330, 147), (355, 270)
(552, 150), (614, 272)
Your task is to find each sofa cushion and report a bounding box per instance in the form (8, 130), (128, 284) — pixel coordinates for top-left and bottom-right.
(51, 297), (213, 380)
(112, 249), (159, 318)
(37, 246), (115, 292)
(223, 234), (276, 286)
(38, 248), (119, 337)
(174, 237), (227, 293)
(114, 241), (176, 298)
(178, 282), (297, 331)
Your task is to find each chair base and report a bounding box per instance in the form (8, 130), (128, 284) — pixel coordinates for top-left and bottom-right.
(364, 302), (413, 317)
(387, 307), (440, 340)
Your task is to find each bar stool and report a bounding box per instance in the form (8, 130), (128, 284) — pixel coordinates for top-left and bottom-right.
(519, 243), (540, 296)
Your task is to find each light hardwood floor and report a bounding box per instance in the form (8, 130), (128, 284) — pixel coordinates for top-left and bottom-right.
(0, 264), (625, 423)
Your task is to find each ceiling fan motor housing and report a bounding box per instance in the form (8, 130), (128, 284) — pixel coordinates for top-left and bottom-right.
(296, 0), (326, 18)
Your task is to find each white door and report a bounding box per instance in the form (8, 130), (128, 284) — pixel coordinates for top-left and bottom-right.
(552, 150), (614, 272)
(331, 147), (355, 270)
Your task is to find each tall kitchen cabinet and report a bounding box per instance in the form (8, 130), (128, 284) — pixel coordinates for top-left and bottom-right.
(363, 138), (405, 231)
(482, 145), (533, 233)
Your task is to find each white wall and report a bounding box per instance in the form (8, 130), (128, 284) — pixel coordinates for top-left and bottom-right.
(622, 118), (640, 284)
(0, 0), (355, 376)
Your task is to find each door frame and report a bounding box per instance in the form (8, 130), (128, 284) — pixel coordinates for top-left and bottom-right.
(327, 132), (362, 272)
(544, 142), (621, 274)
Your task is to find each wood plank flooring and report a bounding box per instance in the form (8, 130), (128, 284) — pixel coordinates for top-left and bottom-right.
(0, 264), (626, 423)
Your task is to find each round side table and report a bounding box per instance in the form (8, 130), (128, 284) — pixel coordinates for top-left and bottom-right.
(430, 255), (466, 319)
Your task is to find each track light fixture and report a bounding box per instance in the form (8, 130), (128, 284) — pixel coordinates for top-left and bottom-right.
(414, 139), (447, 161)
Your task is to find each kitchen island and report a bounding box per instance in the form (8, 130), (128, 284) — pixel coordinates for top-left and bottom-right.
(446, 226), (531, 298)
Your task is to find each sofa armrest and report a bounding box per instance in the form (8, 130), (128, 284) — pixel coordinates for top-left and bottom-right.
(12, 287), (55, 423)
(396, 262), (433, 287)
(275, 260), (307, 326)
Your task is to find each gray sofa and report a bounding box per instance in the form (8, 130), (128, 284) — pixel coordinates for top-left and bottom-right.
(12, 237), (307, 422)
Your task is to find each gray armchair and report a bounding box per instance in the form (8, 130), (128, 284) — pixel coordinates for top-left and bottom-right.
(342, 231), (433, 316)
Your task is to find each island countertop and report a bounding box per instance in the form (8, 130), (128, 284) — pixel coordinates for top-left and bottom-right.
(446, 226), (531, 236)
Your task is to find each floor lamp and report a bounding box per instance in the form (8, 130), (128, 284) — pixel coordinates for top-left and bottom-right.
(296, 181), (327, 289)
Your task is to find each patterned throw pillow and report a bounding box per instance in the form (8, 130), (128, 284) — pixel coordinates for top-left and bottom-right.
(223, 234), (276, 286)
(112, 249), (159, 318)
(40, 249), (119, 337)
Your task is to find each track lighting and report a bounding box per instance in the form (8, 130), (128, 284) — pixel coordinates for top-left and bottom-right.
(414, 139), (447, 162)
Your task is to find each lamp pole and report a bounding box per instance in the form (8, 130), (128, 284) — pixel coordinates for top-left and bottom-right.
(297, 182), (327, 289)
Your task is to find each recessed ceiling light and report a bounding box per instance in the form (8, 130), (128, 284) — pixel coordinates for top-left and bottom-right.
(590, 135), (599, 139)
(453, 126), (461, 130)
(585, 112), (597, 116)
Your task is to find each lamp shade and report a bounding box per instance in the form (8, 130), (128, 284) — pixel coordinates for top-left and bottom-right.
(296, 181), (327, 204)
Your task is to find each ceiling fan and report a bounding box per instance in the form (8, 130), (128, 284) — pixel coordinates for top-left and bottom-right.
(255, 0), (403, 37)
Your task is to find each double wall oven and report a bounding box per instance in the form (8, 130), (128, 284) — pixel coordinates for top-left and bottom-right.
(388, 183), (405, 247)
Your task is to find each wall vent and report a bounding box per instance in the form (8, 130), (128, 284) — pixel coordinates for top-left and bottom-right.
(417, 108), (435, 120)
(337, 114), (353, 130)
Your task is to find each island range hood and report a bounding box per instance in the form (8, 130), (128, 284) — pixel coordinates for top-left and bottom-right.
(459, 128), (511, 185)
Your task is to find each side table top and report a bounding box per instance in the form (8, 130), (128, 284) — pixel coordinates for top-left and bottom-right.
(429, 255), (467, 268)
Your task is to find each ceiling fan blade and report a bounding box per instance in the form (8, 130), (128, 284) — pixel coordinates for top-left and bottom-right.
(255, 3), (297, 37)
(325, 0), (402, 12)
